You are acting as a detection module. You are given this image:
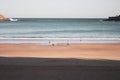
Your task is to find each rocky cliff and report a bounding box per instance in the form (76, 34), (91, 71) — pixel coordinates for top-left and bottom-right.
(104, 15), (120, 21)
(0, 14), (9, 21)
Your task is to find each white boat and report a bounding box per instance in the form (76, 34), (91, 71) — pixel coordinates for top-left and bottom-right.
(9, 18), (18, 21)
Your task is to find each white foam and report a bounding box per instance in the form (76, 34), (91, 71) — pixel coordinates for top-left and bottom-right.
(9, 18), (18, 22)
(0, 37), (120, 45)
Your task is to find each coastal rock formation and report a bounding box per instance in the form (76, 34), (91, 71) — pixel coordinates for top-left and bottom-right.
(0, 14), (9, 21)
(104, 15), (120, 21)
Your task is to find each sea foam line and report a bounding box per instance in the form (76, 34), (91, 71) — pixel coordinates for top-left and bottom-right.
(0, 37), (120, 40)
(0, 38), (120, 45)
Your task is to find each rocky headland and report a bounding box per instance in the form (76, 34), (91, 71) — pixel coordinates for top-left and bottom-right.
(0, 14), (9, 21)
(104, 15), (120, 21)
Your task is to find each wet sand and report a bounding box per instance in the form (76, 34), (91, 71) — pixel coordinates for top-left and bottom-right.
(0, 44), (120, 80)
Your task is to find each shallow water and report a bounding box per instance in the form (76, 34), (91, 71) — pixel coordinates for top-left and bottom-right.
(0, 18), (120, 45)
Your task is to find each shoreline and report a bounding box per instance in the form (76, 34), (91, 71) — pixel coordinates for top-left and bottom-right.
(0, 37), (120, 45)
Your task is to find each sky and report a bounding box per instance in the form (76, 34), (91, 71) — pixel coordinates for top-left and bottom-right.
(0, 0), (120, 18)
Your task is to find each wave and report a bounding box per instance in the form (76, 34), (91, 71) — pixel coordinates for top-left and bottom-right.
(1, 29), (120, 35)
(1, 35), (119, 42)
(8, 18), (18, 22)
(0, 37), (120, 40)
(0, 36), (120, 45)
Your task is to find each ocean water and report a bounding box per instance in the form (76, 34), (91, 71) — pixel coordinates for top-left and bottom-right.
(0, 18), (120, 45)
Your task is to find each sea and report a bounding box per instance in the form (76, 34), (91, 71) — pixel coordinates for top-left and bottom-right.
(0, 18), (120, 45)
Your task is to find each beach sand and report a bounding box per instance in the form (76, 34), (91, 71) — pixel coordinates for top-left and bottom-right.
(0, 44), (120, 60)
(0, 44), (120, 80)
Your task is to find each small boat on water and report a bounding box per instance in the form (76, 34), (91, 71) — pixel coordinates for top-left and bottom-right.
(8, 18), (18, 22)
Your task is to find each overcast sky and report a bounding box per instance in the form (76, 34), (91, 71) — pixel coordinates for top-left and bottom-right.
(0, 0), (120, 18)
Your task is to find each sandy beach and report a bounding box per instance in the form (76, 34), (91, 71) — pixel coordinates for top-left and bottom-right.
(0, 44), (120, 80)
(0, 44), (120, 60)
